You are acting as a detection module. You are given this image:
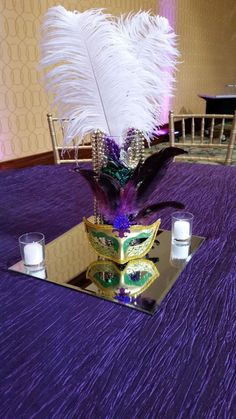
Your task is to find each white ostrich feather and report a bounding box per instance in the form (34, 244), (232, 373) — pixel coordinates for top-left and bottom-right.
(116, 11), (179, 126)
(40, 7), (179, 146)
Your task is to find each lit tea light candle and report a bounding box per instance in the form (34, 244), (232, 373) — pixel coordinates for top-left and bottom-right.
(173, 220), (190, 240)
(24, 242), (43, 265)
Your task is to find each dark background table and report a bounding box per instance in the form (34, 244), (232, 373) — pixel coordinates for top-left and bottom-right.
(199, 94), (236, 114)
(0, 162), (235, 418)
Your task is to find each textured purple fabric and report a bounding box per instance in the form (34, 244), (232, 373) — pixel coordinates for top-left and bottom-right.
(0, 163), (235, 419)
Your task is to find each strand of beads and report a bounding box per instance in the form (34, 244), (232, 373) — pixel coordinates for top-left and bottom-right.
(125, 129), (145, 168)
(91, 130), (107, 174)
(91, 130), (106, 224)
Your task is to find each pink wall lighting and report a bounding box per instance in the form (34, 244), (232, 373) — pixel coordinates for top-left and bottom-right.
(159, 0), (176, 125)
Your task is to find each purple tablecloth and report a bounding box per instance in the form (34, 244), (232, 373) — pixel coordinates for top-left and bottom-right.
(0, 163), (235, 418)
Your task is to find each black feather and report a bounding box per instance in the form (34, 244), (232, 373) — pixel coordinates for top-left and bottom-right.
(136, 147), (187, 203)
(134, 200), (185, 224)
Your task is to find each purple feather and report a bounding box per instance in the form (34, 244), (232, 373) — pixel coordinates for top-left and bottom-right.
(119, 182), (137, 214)
(97, 173), (120, 213)
(75, 168), (115, 219)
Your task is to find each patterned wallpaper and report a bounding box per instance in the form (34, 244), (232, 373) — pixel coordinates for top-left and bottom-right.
(0, 0), (235, 161)
(173, 0), (236, 114)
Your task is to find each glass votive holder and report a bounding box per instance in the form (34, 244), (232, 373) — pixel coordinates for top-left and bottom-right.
(171, 212), (194, 247)
(170, 242), (191, 261)
(19, 232), (45, 271)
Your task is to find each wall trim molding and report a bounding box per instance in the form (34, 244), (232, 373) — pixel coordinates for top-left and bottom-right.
(0, 151), (54, 170)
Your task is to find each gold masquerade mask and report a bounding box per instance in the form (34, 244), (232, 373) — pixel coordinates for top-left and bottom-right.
(84, 218), (161, 264)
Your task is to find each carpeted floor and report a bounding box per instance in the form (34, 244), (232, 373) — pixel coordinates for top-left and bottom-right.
(146, 137), (236, 166)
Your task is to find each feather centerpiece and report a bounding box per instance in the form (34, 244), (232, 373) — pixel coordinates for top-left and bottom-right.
(40, 6), (179, 146)
(40, 6), (187, 263)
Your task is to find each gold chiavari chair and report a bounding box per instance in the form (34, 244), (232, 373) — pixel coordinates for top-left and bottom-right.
(169, 110), (236, 165)
(47, 113), (92, 164)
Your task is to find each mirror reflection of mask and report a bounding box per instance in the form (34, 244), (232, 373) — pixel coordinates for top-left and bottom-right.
(86, 259), (159, 297)
(84, 218), (161, 263)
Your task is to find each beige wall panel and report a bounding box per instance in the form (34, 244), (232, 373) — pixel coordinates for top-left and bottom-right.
(173, 0), (236, 114)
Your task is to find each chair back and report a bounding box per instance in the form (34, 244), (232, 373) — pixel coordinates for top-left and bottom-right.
(47, 113), (92, 164)
(169, 111), (236, 165)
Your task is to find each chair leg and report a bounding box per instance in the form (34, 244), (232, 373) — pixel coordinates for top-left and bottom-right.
(225, 112), (236, 165)
(225, 144), (234, 165)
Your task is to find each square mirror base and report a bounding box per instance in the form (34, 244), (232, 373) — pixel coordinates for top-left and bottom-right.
(9, 221), (205, 315)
